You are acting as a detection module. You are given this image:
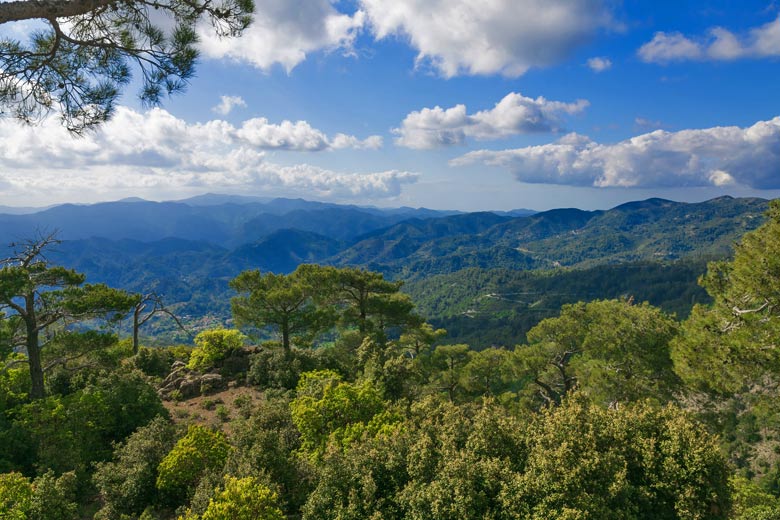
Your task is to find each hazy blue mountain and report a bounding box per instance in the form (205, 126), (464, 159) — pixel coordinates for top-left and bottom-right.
(332, 197), (768, 277)
(491, 208), (538, 217)
(0, 196), (456, 247)
(241, 208), (424, 242)
(333, 212), (512, 266)
(1, 195), (770, 342)
(0, 204), (57, 214)
(175, 193), (274, 206)
(226, 229), (343, 274)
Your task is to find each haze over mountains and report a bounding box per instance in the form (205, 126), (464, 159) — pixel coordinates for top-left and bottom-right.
(0, 194), (465, 247)
(0, 194), (768, 344)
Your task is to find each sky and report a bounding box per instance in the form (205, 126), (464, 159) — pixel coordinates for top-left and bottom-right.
(1, 0), (780, 211)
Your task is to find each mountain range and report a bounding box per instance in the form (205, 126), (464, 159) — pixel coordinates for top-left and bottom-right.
(0, 194), (769, 344)
(0, 195), (464, 248)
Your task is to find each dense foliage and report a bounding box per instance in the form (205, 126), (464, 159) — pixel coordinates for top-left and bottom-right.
(1, 199), (780, 518)
(405, 259), (710, 347)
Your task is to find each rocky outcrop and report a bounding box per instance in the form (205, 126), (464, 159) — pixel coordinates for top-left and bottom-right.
(158, 362), (226, 400)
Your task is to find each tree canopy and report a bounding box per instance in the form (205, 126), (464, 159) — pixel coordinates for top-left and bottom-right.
(0, 235), (137, 398)
(0, 0), (252, 132)
(673, 200), (780, 394)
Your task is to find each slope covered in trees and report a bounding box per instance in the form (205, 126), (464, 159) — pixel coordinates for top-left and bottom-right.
(2, 200), (780, 518)
(405, 260), (712, 347)
(0, 195), (760, 344)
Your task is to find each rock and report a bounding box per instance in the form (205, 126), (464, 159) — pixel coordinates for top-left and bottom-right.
(200, 373), (225, 395)
(159, 376), (184, 394)
(178, 378), (202, 399)
(161, 365), (188, 388)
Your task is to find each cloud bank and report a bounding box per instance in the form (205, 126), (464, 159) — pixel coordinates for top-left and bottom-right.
(362, 0), (616, 77)
(0, 107), (410, 204)
(197, 0), (617, 77)
(451, 117), (780, 189)
(395, 92), (589, 149)
(235, 117), (382, 151)
(197, 0), (364, 72)
(639, 17), (780, 63)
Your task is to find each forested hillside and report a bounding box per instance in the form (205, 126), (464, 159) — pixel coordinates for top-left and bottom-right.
(405, 260), (712, 347)
(0, 195), (761, 344)
(2, 199), (780, 519)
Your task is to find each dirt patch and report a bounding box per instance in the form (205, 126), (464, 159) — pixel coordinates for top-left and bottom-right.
(162, 385), (264, 431)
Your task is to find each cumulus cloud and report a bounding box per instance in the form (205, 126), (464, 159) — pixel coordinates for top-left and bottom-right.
(212, 95), (247, 115)
(639, 17), (780, 63)
(330, 133), (384, 150)
(235, 118), (381, 151)
(394, 92), (589, 149)
(586, 56), (612, 72)
(0, 107), (410, 203)
(197, 0), (364, 72)
(451, 117), (780, 189)
(361, 0), (616, 77)
(196, 0), (617, 77)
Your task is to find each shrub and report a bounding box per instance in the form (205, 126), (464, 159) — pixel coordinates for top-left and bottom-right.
(201, 476), (284, 520)
(156, 425), (232, 505)
(93, 417), (176, 519)
(133, 347), (176, 378)
(0, 472), (32, 519)
(188, 330), (246, 372)
(248, 345), (319, 390)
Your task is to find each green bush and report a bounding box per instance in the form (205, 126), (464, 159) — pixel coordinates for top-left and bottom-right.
(202, 476), (284, 520)
(248, 344), (319, 390)
(0, 471), (78, 520)
(93, 417), (176, 519)
(156, 425), (232, 505)
(133, 347), (176, 378)
(28, 471), (78, 520)
(0, 472), (32, 519)
(1, 370), (166, 478)
(290, 370), (385, 455)
(188, 330), (246, 372)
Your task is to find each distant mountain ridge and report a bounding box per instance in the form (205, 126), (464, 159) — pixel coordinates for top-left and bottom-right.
(0, 195), (769, 341)
(2, 196), (766, 279)
(329, 196), (766, 278)
(0, 196), (459, 248)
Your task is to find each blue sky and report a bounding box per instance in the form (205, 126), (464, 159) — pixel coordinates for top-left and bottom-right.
(1, 0), (779, 210)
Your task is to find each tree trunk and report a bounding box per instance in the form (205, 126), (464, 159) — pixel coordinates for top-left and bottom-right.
(133, 306), (140, 355)
(281, 317), (290, 353)
(26, 322), (45, 400)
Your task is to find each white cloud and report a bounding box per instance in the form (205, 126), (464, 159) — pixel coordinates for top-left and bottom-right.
(197, 0), (364, 72)
(394, 92), (588, 149)
(361, 0), (616, 77)
(212, 95), (247, 115)
(451, 117), (780, 189)
(635, 117), (664, 129)
(586, 56), (612, 72)
(638, 32), (702, 63)
(639, 17), (780, 63)
(0, 107), (411, 204)
(235, 118), (382, 151)
(236, 118), (329, 151)
(330, 133), (384, 150)
(196, 0), (617, 77)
